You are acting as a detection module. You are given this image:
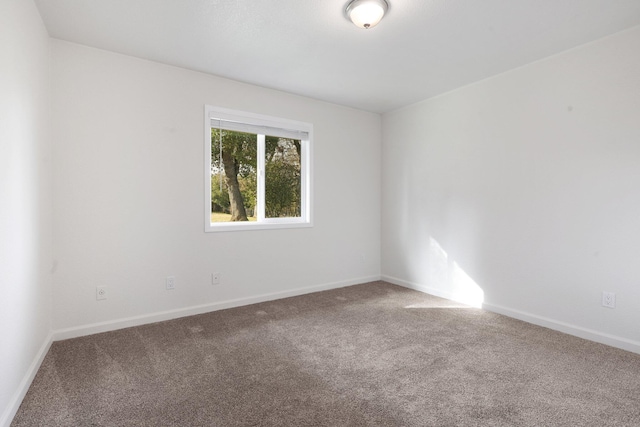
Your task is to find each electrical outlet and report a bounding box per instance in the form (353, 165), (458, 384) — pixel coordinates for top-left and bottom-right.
(166, 276), (175, 290)
(602, 291), (616, 308)
(96, 286), (107, 300)
(212, 272), (220, 286)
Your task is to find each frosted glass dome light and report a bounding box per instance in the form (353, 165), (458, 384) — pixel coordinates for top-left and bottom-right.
(346, 0), (389, 29)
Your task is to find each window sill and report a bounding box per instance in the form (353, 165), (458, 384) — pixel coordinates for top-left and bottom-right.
(205, 219), (312, 233)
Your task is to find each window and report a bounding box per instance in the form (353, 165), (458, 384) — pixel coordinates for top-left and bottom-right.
(204, 105), (312, 232)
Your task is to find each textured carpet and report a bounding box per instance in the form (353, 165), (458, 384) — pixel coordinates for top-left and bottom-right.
(12, 281), (640, 426)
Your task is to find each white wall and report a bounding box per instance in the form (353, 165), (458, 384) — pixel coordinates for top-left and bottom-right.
(382, 26), (640, 352)
(0, 1), (53, 425)
(51, 40), (381, 334)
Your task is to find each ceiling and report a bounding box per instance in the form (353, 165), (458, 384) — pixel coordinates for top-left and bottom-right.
(34, 0), (640, 113)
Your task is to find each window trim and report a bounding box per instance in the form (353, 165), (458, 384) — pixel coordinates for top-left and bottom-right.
(204, 105), (313, 232)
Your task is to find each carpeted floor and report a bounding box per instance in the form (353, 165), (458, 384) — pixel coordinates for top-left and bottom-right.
(12, 281), (640, 426)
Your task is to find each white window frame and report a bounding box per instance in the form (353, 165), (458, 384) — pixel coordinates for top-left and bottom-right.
(204, 105), (313, 232)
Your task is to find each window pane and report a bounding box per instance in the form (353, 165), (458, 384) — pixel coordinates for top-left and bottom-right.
(265, 136), (301, 218)
(211, 129), (257, 222)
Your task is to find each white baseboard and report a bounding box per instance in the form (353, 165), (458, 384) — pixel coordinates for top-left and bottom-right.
(482, 302), (640, 355)
(1, 332), (53, 427)
(383, 274), (640, 355)
(382, 275), (464, 303)
(54, 275), (382, 341)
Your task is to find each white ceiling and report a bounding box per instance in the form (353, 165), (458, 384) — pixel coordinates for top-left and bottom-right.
(34, 0), (640, 113)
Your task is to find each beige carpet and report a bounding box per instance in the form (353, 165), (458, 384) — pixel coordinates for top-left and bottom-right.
(12, 281), (640, 426)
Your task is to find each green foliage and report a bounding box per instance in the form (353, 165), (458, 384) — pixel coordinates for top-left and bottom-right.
(211, 129), (301, 219)
(265, 137), (301, 218)
(211, 128), (257, 177)
(211, 129), (257, 217)
(240, 171), (256, 213)
(210, 173), (229, 212)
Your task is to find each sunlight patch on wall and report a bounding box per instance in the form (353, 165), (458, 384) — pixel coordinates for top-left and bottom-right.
(428, 237), (484, 308)
(450, 260), (484, 308)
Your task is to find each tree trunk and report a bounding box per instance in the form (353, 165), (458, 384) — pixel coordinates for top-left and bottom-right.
(222, 150), (248, 221)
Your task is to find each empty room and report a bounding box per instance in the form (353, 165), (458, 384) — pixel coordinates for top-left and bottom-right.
(2, 0), (640, 425)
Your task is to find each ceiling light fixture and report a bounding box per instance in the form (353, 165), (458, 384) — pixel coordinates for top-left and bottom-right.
(346, 0), (389, 29)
